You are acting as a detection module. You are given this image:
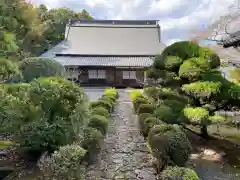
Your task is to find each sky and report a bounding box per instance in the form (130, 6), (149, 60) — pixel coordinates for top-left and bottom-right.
(30, 0), (234, 45)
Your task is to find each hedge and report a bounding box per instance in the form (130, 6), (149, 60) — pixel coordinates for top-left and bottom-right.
(137, 103), (155, 115)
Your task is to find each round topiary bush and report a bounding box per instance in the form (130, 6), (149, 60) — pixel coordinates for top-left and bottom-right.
(137, 103), (155, 115)
(91, 106), (109, 118)
(178, 57), (210, 82)
(81, 127), (104, 160)
(161, 41), (201, 60)
(154, 105), (178, 124)
(88, 114), (109, 136)
(159, 166), (199, 180)
(132, 96), (149, 113)
(38, 144), (87, 180)
(148, 124), (192, 167)
(143, 87), (160, 100)
(161, 99), (186, 114)
(153, 55), (183, 72)
(90, 100), (112, 112)
(143, 117), (164, 137)
(199, 47), (220, 68)
(138, 113), (154, 135)
(19, 57), (65, 82)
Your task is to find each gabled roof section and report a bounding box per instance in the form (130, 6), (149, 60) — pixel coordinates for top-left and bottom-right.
(41, 20), (165, 57)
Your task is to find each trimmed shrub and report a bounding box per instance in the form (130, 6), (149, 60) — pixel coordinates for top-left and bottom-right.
(183, 107), (209, 125)
(130, 89), (143, 102)
(90, 100), (112, 112)
(159, 166), (199, 180)
(100, 96), (115, 106)
(138, 113), (154, 135)
(38, 145), (87, 180)
(19, 120), (75, 152)
(81, 127), (104, 160)
(143, 117), (164, 137)
(132, 95), (149, 112)
(181, 81), (222, 100)
(143, 87), (160, 100)
(178, 57), (210, 82)
(161, 41), (201, 60)
(104, 88), (118, 98)
(154, 55), (183, 72)
(29, 77), (88, 122)
(20, 57), (65, 82)
(154, 105), (179, 124)
(148, 124), (192, 167)
(91, 107), (109, 118)
(161, 99), (186, 114)
(199, 47), (220, 68)
(88, 114), (109, 136)
(137, 103), (155, 115)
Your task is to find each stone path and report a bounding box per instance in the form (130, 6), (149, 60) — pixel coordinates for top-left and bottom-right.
(85, 89), (156, 180)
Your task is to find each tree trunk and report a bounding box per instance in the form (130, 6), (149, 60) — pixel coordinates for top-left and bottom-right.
(201, 124), (208, 138)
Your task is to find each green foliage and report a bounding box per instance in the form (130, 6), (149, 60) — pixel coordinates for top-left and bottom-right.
(137, 103), (155, 115)
(154, 55), (183, 72)
(181, 81), (222, 100)
(130, 89), (143, 102)
(132, 95), (149, 113)
(0, 58), (22, 82)
(162, 41), (201, 60)
(159, 166), (199, 180)
(143, 117), (164, 137)
(90, 100), (112, 112)
(178, 57), (210, 82)
(88, 114), (109, 136)
(138, 113), (154, 136)
(81, 127), (103, 159)
(143, 87), (160, 100)
(20, 58), (65, 82)
(29, 77), (87, 122)
(229, 67), (240, 83)
(161, 99), (186, 114)
(104, 88), (118, 98)
(208, 115), (226, 124)
(38, 145), (87, 180)
(183, 107), (209, 125)
(91, 107), (109, 118)
(199, 47), (220, 68)
(154, 105), (179, 124)
(19, 120), (75, 152)
(148, 124), (192, 167)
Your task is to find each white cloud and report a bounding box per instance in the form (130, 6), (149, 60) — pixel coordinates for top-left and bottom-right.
(30, 0), (235, 44)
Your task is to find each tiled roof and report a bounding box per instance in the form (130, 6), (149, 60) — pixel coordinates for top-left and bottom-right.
(40, 19), (166, 57)
(54, 56), (154, 67)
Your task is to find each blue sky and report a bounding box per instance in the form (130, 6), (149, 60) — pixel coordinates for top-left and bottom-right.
(30, 0), (233, 45)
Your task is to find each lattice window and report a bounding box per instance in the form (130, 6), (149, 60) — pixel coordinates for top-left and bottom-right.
(122, 71), (136, 79)
(98, 70), (106, 79)
(88, 70), (98, 79)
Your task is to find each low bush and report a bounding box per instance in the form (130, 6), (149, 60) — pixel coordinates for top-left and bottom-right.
(19, 120), (75, 152)
(137, 103), (155, 115)
(130, 89), (143, 102)
(91, 107), (109, 118)
(138, 113), (154, 135)
(143, 117), (164, 137)
(81, 127), (104, 160)
(104, 88), (118, 98)
(88, 114), (109, 136)
(143, 87), (160, 100)
(159, 166), (199, 180)
(183, 107), (210, 125)
(154, 105), (179, 124)
(90, 100), (112, 112)
(38, 145), (87, 180)
(148, 124), (192, 168)
(199, 47), (220, 69)
(132, 95), (149, 113)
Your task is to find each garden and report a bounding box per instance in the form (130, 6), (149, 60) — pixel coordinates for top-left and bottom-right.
(0, 57), (118, 179)
(1, 40), (240, 180)
(129, 41), (240, 179)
